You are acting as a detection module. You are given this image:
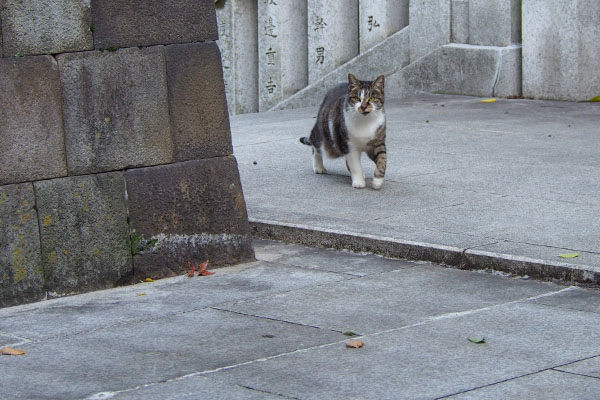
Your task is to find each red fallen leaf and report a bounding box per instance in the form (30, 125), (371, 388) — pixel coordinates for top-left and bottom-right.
(187, 261), (196, 278)
(1, 347), (26, 355)
(197, 260), (215, 276)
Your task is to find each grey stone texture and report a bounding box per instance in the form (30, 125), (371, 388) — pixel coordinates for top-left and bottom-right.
(0, 55), (67, 185)
(0, 183), (43, 307)
(165, 42), (232, 162)
(125, 157), (254, 280)
(1, 240), (600, 399)
(0, 0), (93, 56)
(469, 0), (521, 46)
(35, 172), (132, 295)
(91, 0), (217, 49)
(57, 46), (173, 175)
(522, 0), (600, 101)
(410, 0), (451, 61)
(451, 0), (470, 44)
(216, 0), (259, 115)
(307, 1), (359, 84)
(388, 43), (522, 98)
(359, 0), (409, 52)
(258, 1), (308, 111)
(272, 27), (410, 110)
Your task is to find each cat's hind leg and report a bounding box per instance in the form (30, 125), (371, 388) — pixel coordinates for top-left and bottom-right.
(313, 147), (327, 174)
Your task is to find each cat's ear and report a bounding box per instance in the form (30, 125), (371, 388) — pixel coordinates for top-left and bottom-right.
(348, 73), (360, 88)
(373, 75), (385, 91)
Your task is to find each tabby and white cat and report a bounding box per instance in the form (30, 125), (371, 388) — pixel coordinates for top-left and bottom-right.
(300, 73), (386, 189)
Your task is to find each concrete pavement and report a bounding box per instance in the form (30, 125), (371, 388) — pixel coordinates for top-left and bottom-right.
(1, 239), (600, 399)
(231, 94), (600, 286)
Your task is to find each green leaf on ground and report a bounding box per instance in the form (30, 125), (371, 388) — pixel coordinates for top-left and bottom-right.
(558, 253), (579, 259)
(342, 331), (360, 337)
(587, 96), (600, 102)
(480, 98), (496, 103)
(468, 337), (486, 344)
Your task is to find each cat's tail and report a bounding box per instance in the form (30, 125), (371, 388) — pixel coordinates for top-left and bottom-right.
(299, 137), (312, 146)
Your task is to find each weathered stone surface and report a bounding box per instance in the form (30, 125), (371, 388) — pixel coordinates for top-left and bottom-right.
(165, 43), (232, 162)
(522, 0), (600, 101)
(125, 157), (254, 280)
(35, 173), (132, 295)
(308, 1), (358, 84)
(57, 47), (173, 175)
(91, 0), (217, 49)
(359, 0), (408, 53)
(272, 27), (410, 110)
(0, 183), (44, 307)
(0, 56), (67, 185)
(469, 0), (521, 46)
(0, 0), (93, 56)
(258, 1), (307, 111)
(451, 0), (469, 44)
(410, 0), (451, 62)
(216, 0), (259, 115)
(388, 43), (522, 98)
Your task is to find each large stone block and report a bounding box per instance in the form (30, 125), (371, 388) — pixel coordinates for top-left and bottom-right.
(35, 173), (132, 295)
(216, 0), (259, 115)
(91, 0), (217, 49)
(57, 47), (173, 175)
(165, 43), (232, 162)
(0, 0), (93, 56)
(308, 1), (358, 84)
(125, 157), (254, 280)
(359, 0), (409, 52)
(389, 43), (521, 98)
(523, 0), (600, 101)
(258, 1), (308, 111)
(410, 0), (451, 62)
(0, 183), (44, 307)
(469, 0), (521, 46)
(0, 56), (67, 185)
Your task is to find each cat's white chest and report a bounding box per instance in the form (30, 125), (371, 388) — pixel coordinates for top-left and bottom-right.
(344, 109), (385, 150)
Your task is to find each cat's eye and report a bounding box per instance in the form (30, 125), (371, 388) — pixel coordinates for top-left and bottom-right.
(369, 97), (375, 102)
(351, 96), (360, 102)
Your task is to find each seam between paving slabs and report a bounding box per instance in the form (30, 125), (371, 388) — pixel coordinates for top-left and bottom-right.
(436, 354), (600, 399)
(83, 287), (577, 400)
(2, 261), (355, 347)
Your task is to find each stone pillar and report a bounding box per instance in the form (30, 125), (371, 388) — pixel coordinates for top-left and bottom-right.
(307, 1), (358, 84)
(216, 0), (258, 115)
(468, 0), (521, 46)
(409, 0), (451, 62)
(359, 0), (408, 53)
(451, 0), (469, 44)
(523, 0), (600, 101)
(258, 1), (307, 111)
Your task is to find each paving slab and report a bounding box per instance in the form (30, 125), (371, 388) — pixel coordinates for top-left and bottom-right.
(1, 240), (599, 399)
(447, 369), (600, 399)
(231, 94), (600, 285)
(210, 301), (600, 400)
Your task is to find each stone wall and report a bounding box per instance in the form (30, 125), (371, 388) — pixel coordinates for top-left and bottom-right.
(0, 1), (254, 307)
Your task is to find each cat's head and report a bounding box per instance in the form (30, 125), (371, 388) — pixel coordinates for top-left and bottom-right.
(347, 73), (384, 115)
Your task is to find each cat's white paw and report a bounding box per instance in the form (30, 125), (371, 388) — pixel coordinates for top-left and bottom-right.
(352, 178), (366, 188)
(372, 177), (384, 190)
(313, 166), (327, 174)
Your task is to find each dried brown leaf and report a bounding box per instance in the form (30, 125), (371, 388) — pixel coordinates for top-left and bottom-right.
(1, 347), (26, 355)
(345, 340), (364, 349)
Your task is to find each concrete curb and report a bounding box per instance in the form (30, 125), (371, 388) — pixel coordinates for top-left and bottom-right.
(250, 218), (600, 288)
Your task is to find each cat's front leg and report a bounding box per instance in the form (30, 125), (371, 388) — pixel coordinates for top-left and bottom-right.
(372, 148), (386, 190)
(345, 150), (365, 188)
